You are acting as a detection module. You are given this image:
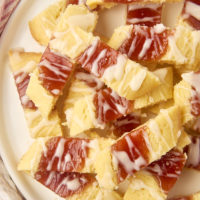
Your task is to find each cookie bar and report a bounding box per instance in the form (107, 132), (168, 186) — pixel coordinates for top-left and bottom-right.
(126, 3), (163, 26)
(124, 148), (186, 200)
(49, 24), (161, 100)
(18, 106), (182, 190)
(26, 46), (74, 117)
(134, 67), (173, 109)
(108, 24), (200, 69)
(66, 87), (133, 136)
(93, 106), (182, 188)
(111, 106), (182, 182)
(17, 136), (115, 174)
(29, 0), (67, 46)
(174, 71), (200, 124)
(29, 0), (98, 46)
(8, 50), (62, 138)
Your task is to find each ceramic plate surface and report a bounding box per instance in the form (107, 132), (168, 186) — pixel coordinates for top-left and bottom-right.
(0, 0), (199, 199)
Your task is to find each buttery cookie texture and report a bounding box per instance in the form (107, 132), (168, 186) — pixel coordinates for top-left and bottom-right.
(9, 0), (200, 199)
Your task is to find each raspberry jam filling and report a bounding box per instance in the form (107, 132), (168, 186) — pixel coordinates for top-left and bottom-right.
(39, 47), (73, 96)
(112, 113), (141, 137)
(94, 88), (133, 124)
(35, 171), (95, 198)
(118, 25), (170, 61)
(146, 149), (186, 194)
(127, 4), (162, 26)
(38, 137), (90, 172)
(14, 72), (37, 109)
(111, 126), (150, 182)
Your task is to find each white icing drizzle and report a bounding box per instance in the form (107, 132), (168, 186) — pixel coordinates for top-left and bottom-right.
(47, 138), (66, 171)
(14, 61), (36, 76)
(51, 89), (60, 95)
(128, 4), (161, 11)
(127, 16), (160, 25)
(139, 38), (153, 59)
(113, 150), (146, 173)
(84, 95), (105, 129)
(129, 69), (147, 91)
(95, 89), (130, 124)
(45, 171), (83, 193)
(125, 25), (166, 60)
(127, 4), (162, 27)
(114, 113), (140, 127)
(56, 177), (81, 192)
(91, 49), (107, 77)
(78, 38), (99, 73)
(51, 27), (89, 58)
(153, 24), (166, 34)
(102, 54), (127, 82)
(185, 1), (200, 21)
(21, 95), (30, 106)
(45, 171), (56, 186)
(43, 138), (89, 171)
(39, 59), (71, 81)
(75, 70), (104, 90)
(112, 132), (150, 177)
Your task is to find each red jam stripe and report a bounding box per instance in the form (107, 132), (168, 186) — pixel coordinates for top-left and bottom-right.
(184, 136), (200, 170)
(38, 137), (90, 172)
(118, 25), (170, 61)
(146, 149), (186, 194)
(75, 68), (105, 91)
(112, 113), (141, 137)
(35, 171), (95, 198)
(14, 72), (37, 109)
(182, 0), (200, 30)
(111, 126), (150, 182)
(94, 88), (133, 124)
(77, 39), (121, 78)
(39, 47), (74, 96)
(127, 4), (162, 26)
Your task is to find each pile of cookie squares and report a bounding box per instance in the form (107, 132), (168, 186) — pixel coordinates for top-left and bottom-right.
(8, 0), (200, 199)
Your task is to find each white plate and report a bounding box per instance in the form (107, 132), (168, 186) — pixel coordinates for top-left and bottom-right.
(0, 0), (200, 199)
